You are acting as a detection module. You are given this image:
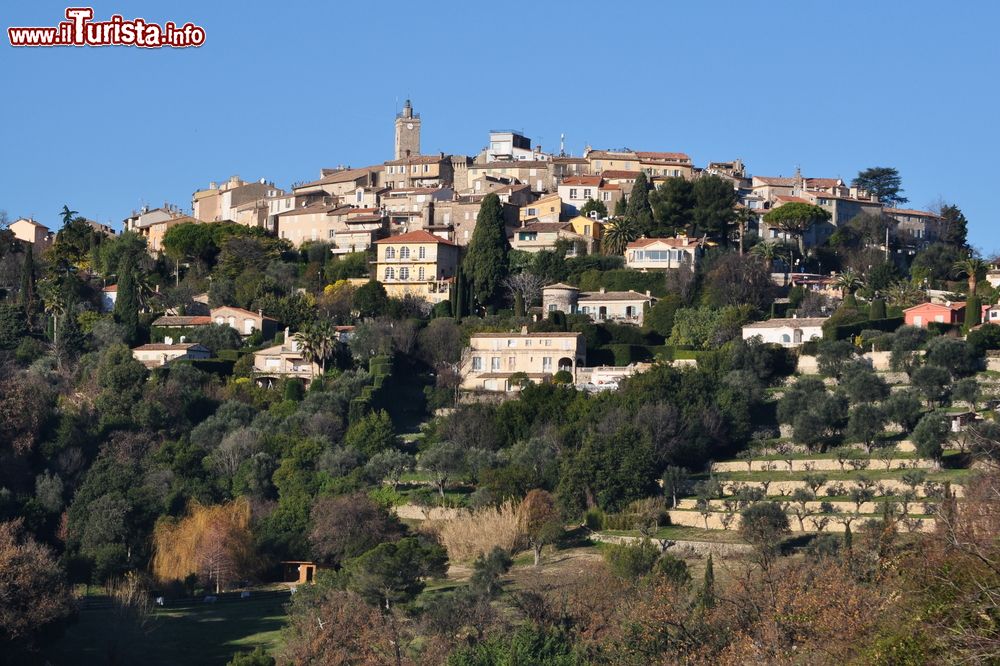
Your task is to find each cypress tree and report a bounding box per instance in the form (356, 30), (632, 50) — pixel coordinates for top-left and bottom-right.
(114, 253), (140, 344)
(626, 172), (654, 234)
(19, 243), (35, 318)
(870, 297), (886, 321)
(965, 293), (981, 333)
(454, 269), (466, 319)
(700, 553), (715, 609)
(514, 292), (525, 318)
(843, 523), (853, 553)
(463, 193), (509, 311)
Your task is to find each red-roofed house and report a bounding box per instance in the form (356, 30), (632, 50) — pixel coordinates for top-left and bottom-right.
(904, 302), (965, 328)
(557, 176), (621, 214)
(374, 230), (459, 303)
(625, 236), (704, 271)
(100, 284), (118, 313)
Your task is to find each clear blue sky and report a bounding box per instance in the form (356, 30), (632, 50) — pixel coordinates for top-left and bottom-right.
(3, 1), (997, 248)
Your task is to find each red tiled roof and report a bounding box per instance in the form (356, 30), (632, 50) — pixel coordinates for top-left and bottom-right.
(375, 229), (456, 245)
(102, 284), (118, 292)
(904, 301), (966, 312)
(626, 236), (704, 250)
(885, 207), (942, 218)
(804, 177), (842, 188)
(599, 170), (641, 179)
(635, 151), (691, 162)
(560, 175), (602, 186)
(773, 195), (812, 204)
(754, 176), (797, 186)
(384, 155), (449, 166)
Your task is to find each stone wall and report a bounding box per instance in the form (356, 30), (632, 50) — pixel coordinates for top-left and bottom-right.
(712, 457), (934, 472)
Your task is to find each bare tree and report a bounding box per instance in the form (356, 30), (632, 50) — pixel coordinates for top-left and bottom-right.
(504, 272), (546, 308)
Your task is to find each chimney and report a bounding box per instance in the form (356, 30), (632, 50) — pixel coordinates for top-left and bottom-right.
(284, 326), (290, 345)
(600, 287), (606, 294)
(645, 290), (651, 297)
(520, 325), (528, 334)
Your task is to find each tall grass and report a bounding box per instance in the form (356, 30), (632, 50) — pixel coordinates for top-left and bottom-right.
(434, 500), (524, 561)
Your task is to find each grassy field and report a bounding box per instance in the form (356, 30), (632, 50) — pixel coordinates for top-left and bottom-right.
(45, 595), (288, 666)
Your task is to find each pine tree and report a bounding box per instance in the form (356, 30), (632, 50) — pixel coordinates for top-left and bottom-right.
(19, 243), (35, 319)
(114, 253), (140, 344)
(700, 553), (715, 609)
(463, 193), (509, 311)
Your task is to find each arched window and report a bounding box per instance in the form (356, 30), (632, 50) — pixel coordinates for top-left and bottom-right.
(780, 333), (791, 343)
(418, 246), (426, 259)
(385, 247), (396, 259)
(384, 267), (395, 280)
(399, 267), (410, 280)
(400, 247), (410, 259)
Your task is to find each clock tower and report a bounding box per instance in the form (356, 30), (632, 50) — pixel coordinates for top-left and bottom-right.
(394, 99), (421, 159)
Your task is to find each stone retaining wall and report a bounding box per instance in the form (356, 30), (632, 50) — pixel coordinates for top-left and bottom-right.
(719, 478), (963, 498)
(589, 532), (753, 558)
(712, 457), (933, 472)
(668, 509), (935, 533)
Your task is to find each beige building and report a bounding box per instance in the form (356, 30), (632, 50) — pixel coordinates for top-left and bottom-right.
(585, 149), (693, 180)
(467, 160), (554, 193)
(510, 221), (592, 254)
(625, 236), (703, 271)
(374, 230), (459, 303)
(384, 154), (454, 189)
(885, 207), (942, 248)
(557, 176), (622, 214)
(542, 284), (655, 325)
(132, 342), (211, 368)
(9, 218), (53, 248)
(192, 176), (277, 223)
(460, 328), (587, 392)
(253, 336), (321, 386)
(293, 166), (383, 200)
(211, 306), (279, 338)
(519, 194), (565, 225)
(276, 204), (387, 249)
(429, 195), (520, 246)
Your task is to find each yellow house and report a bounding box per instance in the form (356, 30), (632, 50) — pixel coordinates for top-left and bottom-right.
(519, 194), (564, 224)
(9, 218), (53, 248)
(374, 230), (459, 304)
(566, 215), (603, 244)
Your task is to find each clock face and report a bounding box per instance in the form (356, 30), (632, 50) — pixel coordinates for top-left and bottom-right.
(406, 123), (414, 130)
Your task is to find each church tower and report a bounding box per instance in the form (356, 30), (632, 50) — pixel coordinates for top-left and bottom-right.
(394, 99), (421, 159)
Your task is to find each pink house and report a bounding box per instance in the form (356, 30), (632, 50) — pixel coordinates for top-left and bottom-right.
(903, 302), (965, 328)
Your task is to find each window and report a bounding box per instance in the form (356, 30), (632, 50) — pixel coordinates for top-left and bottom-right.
(507, 338), (517, 347)
(602, 191), (610, 201)
(400, 247), (410, 259)
(399, 267), (410, 280)
(418, 267), (425, 280)
(418, 246), (426, 259)
(423, 164), (429, 173)
(584, 225), (591, 235)
(508, 357), (516, 370)
(583, 189), (592, 198)
(386, 247), (396, 259)
(527, 208), (537, 216)
(356, 190), (363, 203)
(329, 229), (336, 238)
(384, 267), (395, 280)
(472, 356), (482, 371)
(491, 357), (501, 370)
(548, 304), (556, 312)
(542, 357), (552, 371)
(569, 188), (578, 199)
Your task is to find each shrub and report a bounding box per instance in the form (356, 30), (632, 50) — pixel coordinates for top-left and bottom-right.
(604, 539), (660, 579)
(436, 500), (523, 562)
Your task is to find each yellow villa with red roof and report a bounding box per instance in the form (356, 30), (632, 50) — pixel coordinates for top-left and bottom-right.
(373, 230), (459, 304)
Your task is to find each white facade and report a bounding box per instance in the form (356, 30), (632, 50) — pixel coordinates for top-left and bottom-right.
(741, 317), (827, 347)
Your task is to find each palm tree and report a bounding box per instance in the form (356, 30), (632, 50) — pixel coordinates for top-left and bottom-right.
(294, 321), (338, 379)
(732, 207), (758, 256)
(951, 257), (988, 296)
(884, 279), (925, 309)
(833, 269), (864, 299)
(601, 217), (640, 256)
(38, 279), (66, 354)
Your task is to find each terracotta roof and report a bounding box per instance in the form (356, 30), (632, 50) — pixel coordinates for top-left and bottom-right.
(13, 218), (49, 228)
(743, 317), (828, 329)
(472, 332), (583, 338)
(578, 290), (655, 302)
(102, 284), (118, 292)
(277, 203), (352, 218)
(152, 315), (212, 327)
(626, 236), (703, 249)
(211, 306), (278, 321)
(543, 283), (580, 291)
(885, 207), (942, 218)
(754, 176), (797, 186)
(599, 170), (641, 179)
(773, 195), (812, 204)
(600, 183), (621, 191)
(375, 229), (456, 245)
(299, 166), (381, 188)
(804, 177), (842, 188)
(560, 176), (603, 186)
(518, 222), (571, 233)
(904, 302), (966, 312)
(635, 151), (691, 162)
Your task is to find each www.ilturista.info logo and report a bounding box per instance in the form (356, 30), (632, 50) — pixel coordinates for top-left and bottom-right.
(8, 7), (205, 48)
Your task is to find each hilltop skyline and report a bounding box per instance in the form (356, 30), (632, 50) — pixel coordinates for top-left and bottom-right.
(3, 0), (998, 249)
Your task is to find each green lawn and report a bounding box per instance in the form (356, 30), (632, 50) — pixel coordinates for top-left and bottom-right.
(602, 525), (747, 544)
(45, 595), (288, 666)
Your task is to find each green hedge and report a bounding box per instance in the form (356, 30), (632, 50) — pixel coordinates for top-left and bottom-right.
(173, 358), (234, 375)
(830, 316), (903, 341)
